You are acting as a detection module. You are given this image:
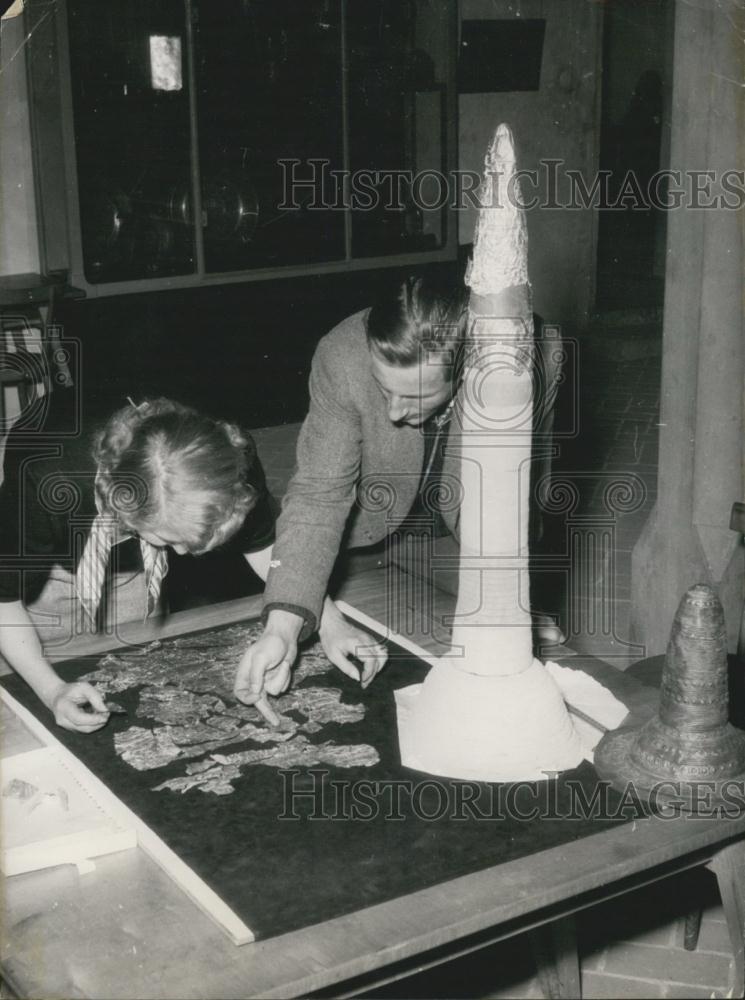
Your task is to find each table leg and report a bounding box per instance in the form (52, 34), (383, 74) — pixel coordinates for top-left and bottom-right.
(709, 841), (745, 999)
(528, 915), (581, 1000)
(1, 975), (19, 999)
(683, 908), (703, 951)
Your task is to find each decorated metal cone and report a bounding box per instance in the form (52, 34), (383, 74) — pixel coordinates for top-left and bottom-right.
(397, 124), (584, 781)
(595, 584), (745, 810)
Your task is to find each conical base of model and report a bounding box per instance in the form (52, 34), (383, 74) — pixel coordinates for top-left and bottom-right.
(399, 657), (584, 782)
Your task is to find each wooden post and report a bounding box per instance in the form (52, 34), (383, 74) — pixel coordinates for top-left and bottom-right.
(708, 842), (745, 999)
(529, 917), (582, 1000)
(631, 0), (745, 655)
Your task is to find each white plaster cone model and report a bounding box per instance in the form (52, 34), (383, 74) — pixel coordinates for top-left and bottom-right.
(399, 124), (584, 781)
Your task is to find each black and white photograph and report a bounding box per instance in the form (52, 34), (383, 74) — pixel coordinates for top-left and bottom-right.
(0, 0), (743, 996)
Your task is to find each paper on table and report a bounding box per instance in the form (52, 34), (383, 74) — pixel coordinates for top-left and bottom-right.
(1, 746), (137, 876)
(544, 661), (629, 759)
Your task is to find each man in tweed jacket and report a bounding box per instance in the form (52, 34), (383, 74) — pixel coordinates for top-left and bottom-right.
(233, 275), (467, 718)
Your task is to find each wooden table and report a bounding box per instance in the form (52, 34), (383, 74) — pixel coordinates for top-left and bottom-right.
(3, 592), (745, 999)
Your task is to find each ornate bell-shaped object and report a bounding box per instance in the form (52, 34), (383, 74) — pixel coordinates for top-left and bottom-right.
(595, 584), (745, 811)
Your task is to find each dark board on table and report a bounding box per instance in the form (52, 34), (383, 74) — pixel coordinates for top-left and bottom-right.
(1, 617), (633, 941)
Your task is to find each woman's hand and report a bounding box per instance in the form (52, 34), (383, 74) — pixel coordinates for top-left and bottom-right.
(319, 602), (388, 688)
(0, 601), (109, 734)
(46, 680), (110, 733)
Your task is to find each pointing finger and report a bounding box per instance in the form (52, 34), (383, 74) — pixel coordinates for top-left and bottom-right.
(254, 693), (280, 727)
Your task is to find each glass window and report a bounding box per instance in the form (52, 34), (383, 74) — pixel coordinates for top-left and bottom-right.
(347, 0), (451, 258)
(63, 0), (454, 287)
(194, 0), (345, 272)
(67, 0), (196, 283)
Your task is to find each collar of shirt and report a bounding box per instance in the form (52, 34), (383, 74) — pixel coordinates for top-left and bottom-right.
(431, 397), (456, 432)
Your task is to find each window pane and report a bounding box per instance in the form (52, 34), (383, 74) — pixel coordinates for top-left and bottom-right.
(67, 0), (196, 283)
(458, 19), (546, 93)
(347, 0), (450, 258)
(194, 0), (345, 272)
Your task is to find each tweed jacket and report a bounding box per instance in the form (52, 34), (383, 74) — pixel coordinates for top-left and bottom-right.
(262, 309), (460, 637)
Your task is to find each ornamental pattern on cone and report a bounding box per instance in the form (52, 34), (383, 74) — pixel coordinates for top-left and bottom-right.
(595, 584), (745, 810)
(465, 123), (529, 297)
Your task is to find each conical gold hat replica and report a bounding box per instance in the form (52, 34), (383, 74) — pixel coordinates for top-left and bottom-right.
(595, 585), (745, 810)
(398, 124), (584, 781)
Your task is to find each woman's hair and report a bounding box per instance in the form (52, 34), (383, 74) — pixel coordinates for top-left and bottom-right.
(93, 398), (257, 554)
(366, 274), (469, 371)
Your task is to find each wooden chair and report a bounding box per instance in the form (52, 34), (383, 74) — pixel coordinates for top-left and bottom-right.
(1, 315), (48, 427)
(0, 288), (76, 484)
(0, 289), (73, 437)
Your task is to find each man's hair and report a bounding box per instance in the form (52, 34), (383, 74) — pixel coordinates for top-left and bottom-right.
(366, 274), (468, 369)
(93, 398), (257, 554)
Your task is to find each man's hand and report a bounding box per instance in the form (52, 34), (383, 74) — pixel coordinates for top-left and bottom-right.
(234, 612), (303, 724)
(46, 680), (110, 733)
(319, 602), (387, 688)
(532, 612), (566, 649)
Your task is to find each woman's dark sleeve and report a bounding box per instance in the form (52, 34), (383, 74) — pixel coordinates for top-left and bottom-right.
(0, 456), (23, 602)
(0, 446), (57, 604)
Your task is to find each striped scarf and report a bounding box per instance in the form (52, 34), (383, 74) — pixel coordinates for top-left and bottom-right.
(75, 513), (169, 629)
